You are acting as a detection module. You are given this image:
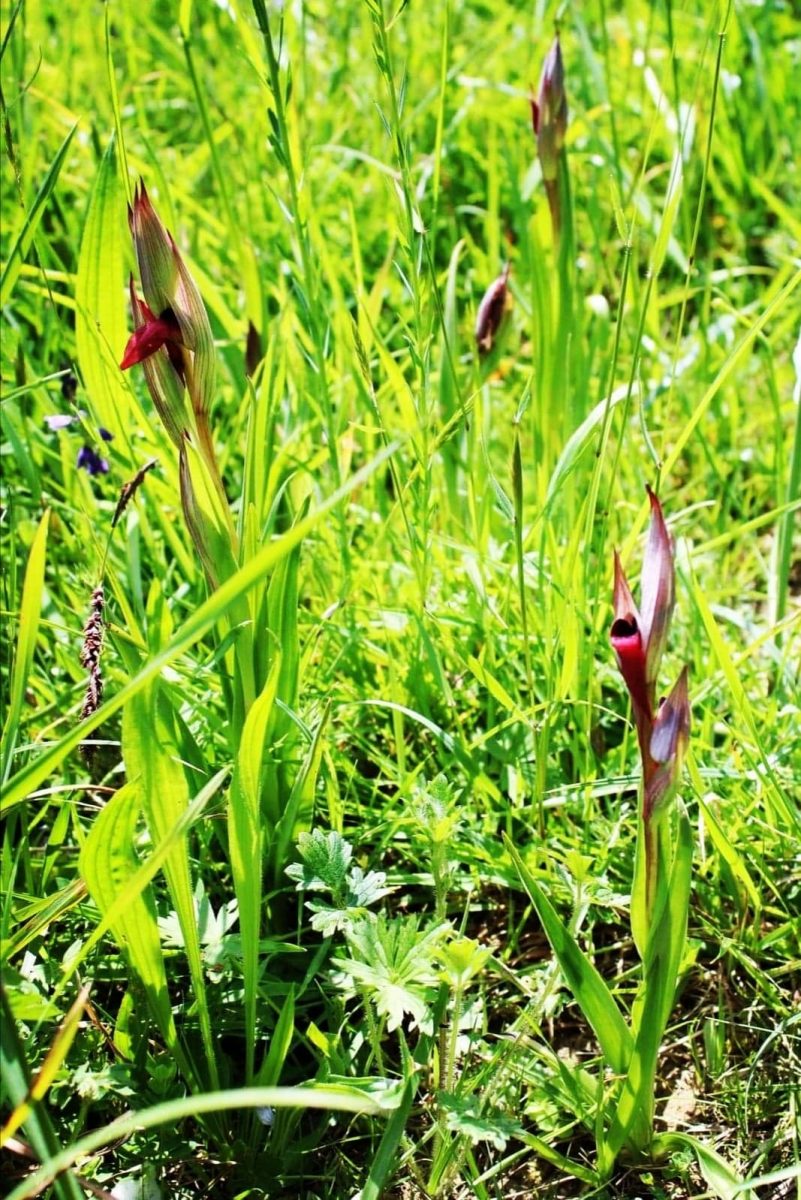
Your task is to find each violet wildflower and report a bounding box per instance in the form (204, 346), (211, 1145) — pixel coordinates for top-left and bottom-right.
(77, 446), (110, 477)
(45, 414), (75, 431)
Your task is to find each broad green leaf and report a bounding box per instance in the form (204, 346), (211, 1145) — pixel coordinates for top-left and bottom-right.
(266, 507), (305, 731)
(79, 782), (178, 1053)
(0, 125), (76, 307)
(504, 836), (633, 1075)
(124, 684), (218, 1087)
(1, 510), (49, 784)
(653, 1132), (756, 1200)
(65, 771), (225, 1017)
(228, 657), (282, 1082)
(256, 986), (295, 1086)
(75, 135), (133, 443)
(1, 443), (398, 813)
(272, 701), (330, 882)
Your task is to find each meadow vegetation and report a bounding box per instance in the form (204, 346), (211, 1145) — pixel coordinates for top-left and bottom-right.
(1, 0), (800, 1197)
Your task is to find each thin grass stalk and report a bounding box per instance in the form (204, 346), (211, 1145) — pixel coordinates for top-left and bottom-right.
(250, 0), (350, 579)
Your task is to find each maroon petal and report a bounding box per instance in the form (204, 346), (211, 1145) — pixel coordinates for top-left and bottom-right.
(650, 666), (690, 764)
(610, 615), (651, 722)
(120, 315), (183, 370)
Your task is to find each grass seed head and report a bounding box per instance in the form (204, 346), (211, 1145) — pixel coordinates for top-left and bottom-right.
(79, 584), (105, 726)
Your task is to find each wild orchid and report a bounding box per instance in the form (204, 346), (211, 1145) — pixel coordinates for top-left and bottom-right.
(505, 490), (740, 1192)
(611, 486), (691, 923)
(120, 183), (235, 585)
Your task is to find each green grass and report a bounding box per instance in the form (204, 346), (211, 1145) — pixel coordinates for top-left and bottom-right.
(1, 0), (800, 1197)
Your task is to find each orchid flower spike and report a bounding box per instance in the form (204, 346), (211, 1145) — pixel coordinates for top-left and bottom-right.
(610, 487), (690, 823)
(120, 183), (215, 424)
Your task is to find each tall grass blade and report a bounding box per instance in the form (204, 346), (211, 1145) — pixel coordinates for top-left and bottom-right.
(5, 1083), (403, 1200)
(0, 985), (90, 1146)
(1, 443), (398, 812)
(0, 125), (76, 307)
(2, 510), (49, 784)
(0, 986), (84, 1200)
(504, 836), (633, 1074)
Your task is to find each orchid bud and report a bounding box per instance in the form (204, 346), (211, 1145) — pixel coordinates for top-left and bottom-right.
(639, 485), (675, 688)
(124, 276), (187, 449)
(475, 264), (511, 355)
(645, 667), (691, 819)
(533, 36), (567, 185)
(121, 183), (215, 420)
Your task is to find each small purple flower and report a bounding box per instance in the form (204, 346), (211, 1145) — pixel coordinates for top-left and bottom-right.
(77, 446), (110, 476)
(98, 427), (114, 443)
(45, 414), (75, 431)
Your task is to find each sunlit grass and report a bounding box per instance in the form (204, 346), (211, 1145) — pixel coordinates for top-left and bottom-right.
(1, 0), (799, 1196)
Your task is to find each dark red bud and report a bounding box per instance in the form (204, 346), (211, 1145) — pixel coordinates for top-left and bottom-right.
(475, 264), (511, 355)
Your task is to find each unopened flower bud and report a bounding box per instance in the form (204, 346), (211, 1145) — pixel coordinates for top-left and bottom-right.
(533, 36), (567, 185)
(121, 183), (215, 419)
(475, 264), (511, 355)
(645, 667), (691, 819)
